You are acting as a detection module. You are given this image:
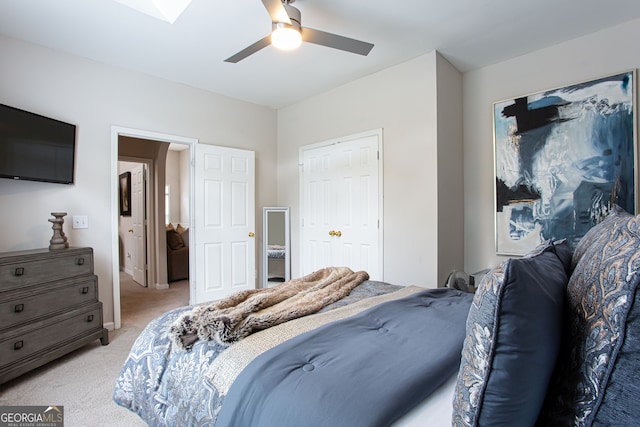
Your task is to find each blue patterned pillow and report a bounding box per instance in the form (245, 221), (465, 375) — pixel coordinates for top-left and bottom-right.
(536, 211), (640, 427)
(571, 204), (632, 270)
(452, 240), (571, 427)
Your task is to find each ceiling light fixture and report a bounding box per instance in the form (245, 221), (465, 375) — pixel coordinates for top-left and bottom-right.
(271, 23), (302, 50)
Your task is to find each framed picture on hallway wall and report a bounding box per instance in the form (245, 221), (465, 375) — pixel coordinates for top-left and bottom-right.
(494, 70), (636, 255)
(119, 171), (131, 216)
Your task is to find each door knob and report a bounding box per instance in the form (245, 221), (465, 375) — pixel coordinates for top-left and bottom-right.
(335, 230), (342, 237)
(329, 230), (336, 236)
(128, 229), (133, 233)
(248, 232), (255, 238)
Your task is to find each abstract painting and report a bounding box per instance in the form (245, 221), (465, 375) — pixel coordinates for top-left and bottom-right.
(494, 71), (636, 255)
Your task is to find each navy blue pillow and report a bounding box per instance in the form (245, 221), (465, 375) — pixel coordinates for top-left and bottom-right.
(452, 240), (572, 427)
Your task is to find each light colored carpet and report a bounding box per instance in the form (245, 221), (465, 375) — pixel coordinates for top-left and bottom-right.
(0, 272), (190, 426)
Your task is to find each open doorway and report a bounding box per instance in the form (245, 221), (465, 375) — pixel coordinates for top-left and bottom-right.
(111, 127), (197, 330)
(111, 127), (257, 328)
(117, 141), (191, 327)
(118, 160), (149, 287)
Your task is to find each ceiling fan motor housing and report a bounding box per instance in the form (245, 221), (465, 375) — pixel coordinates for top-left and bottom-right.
(273, 4), (301, 32)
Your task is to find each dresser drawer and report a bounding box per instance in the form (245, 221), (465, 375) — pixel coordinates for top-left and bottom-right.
(0, 303), (103, 369)
(0, 276), (98, 330)
(0, 248), (93, 290)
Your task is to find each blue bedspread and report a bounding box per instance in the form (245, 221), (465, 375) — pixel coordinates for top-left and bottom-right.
(216, 288), (473, 427)
(113, 281), (403, 426)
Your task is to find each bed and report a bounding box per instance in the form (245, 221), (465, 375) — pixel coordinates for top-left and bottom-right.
(113, 270), (472, 426)
(267, 244), (286, 259)
(266, 244), (286, 284)
(114, 205), (640, 427)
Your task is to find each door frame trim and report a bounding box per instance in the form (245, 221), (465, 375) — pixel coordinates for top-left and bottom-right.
(110, 126), (197, 330)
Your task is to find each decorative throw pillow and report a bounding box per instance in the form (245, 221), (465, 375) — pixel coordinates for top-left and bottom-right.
(166, 229), (185, 250)
(452, 240), (571, 427)
(570, 204), (631, 270)
(536, 211), (640, 427)
(176, 223), (187, 234)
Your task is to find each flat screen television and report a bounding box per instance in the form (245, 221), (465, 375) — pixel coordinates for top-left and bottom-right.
(0, 103), (76, 184)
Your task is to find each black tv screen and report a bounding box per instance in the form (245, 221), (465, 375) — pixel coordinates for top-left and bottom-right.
(0, 103), (76, 184)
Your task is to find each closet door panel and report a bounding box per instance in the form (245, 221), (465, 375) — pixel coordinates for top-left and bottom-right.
(300, 130), (382, 279)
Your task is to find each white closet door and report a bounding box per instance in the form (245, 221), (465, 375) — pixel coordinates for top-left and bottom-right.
(332, 135), (380, 274)
(301, 143), (334, 273)
(300, 130), (382, 279)
(193, 144), (255, 304)
(131, 164), (147, 286)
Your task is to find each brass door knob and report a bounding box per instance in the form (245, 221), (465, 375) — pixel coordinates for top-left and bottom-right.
(248, 232), (255, 238)
(335, 230), (342, 237)
(329, 230), (336, 236)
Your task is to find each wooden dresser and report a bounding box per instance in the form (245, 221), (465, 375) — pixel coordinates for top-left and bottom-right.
(0, 247), (108, 384)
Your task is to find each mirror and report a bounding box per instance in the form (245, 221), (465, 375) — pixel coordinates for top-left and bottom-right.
(263, 207), (290, 288)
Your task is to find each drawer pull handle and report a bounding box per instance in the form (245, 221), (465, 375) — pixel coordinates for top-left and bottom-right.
(14, 340), (23, 351)
(87, 315), (94, 322)
(14, 304), (24, 313)
(81, 287), (89, 294)
(76, 257), (85, 266)
(14, 267), (24, 276)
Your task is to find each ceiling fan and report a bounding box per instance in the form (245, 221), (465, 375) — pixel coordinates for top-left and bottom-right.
(225, 0), (374, 63)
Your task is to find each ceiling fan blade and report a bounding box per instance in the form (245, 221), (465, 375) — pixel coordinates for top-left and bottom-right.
(224, 34), (273, 63)
(261, 0), (291, 24)
(302, 27), (374, 56)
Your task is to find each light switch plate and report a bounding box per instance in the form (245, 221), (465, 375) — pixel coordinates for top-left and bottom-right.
(72, 215), (88, 229)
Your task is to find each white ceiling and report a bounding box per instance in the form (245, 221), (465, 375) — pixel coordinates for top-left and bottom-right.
(2, 0), (640, 109)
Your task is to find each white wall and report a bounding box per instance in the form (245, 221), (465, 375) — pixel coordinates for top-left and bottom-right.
(166, 150), (181, 224)
(0, 35), (277, 327)
(278, 52), (463, 287)
(463, 18), (640, 273)
(179, 149), (190, 224)
(436, 54), (464, 285)
(165, 148), (191, 226)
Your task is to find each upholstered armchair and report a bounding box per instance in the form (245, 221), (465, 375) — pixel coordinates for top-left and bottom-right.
(167, 225), (189, 282)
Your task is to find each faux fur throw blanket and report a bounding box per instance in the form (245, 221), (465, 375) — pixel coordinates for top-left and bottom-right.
(170, 267), (369, 350)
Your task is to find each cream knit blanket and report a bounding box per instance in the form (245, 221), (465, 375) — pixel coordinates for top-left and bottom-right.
(170, 266), (369, 349)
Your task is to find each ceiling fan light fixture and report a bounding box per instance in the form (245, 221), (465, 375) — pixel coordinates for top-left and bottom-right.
(225, 0), (373, 63)
(271, 23), (302, 50)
